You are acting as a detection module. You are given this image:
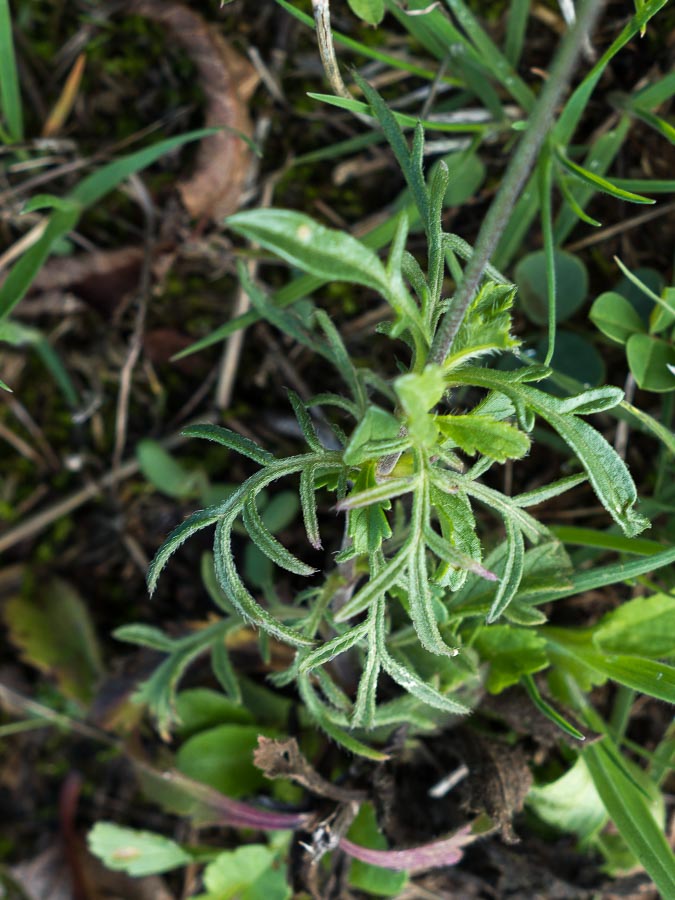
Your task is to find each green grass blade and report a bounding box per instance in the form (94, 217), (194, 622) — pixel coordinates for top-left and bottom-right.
(550, 525), (666, 556)
(556, 146), (655, 205)
(585, 742), (675, 898)
(504, 0), (530, 66)
(0, 0), (23, 142)
(69, 127), (221, 208)
(554, 119), (630, 243)
(0, 207), (80, 318)
(274, 0), (460, 85)
(442, 0), (535, 110)
(0, 128), (219, 319)
(554, 0), (669, 145)
(307, 92), (489, 135)
(521, 674), (585, 741)
(532, 545), (675, 605)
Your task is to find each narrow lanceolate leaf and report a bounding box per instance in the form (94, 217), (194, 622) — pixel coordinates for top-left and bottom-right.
(181, 424), (274, 466)
(242, 495), (316, 577)
(380, 648), (469, 715)
(424, 525), (497, 581)
(297, 674), (389, 761)
(409, 541), (458, 657)
(512, 474), (587, 507)
(315, 309), (365, 410)
(352, 621), (381, 728)
(298, 622), (370, 672)
(585, 743), (675, 899)
(300, 465), (321, 549)
(113, 624), (176, 652)
(487, 519), (524, 623)
(148, 507), (223, 595)
(213, 519), (312, 648)
(351, 73), (429, 227)
(227, 209), (389, 293)
(335, 550), (410, 622)
(0, 0), (23, 142)
(337, 476), (417, 511)
(555, 147), (655, 205)
(211, 638), (241, 702)
(287, 390), (323, 452)
(520, 386), (649, 537)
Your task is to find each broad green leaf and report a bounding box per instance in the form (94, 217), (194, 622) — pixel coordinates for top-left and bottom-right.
(444, 152), (486, 206)
(4, 577), (103, 706)
(626, 333), (675, 392)
(584, 742), (675, 898)
(527, 758), (606, 842)
(344, 405), (401, 465)
(87, 823), (191, 877)
(395, 365), (446, 416)
(174, 689), (252, 737)
(590, 292), (646, 344)
(593, 593), (675, 657)
(136, 440), (203, 499)
(515, 249), (588, 325)
(182, 423), (274, 466)
(347, 804), (408, 897)
(437, 414), (530, 462)
(198, 845), (290, 900)
(556, 147), (655, 205)
(227, 209), (389, 293)
(546, 630), (675, 703)
(347, 0), (385, 25)
(176, 724), (275, 797)
(473, 626), (548, 692)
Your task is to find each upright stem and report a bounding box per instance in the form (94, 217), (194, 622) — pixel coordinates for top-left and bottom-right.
(428, 0), (605, 367)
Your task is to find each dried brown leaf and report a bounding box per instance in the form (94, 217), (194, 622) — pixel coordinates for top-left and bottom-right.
(254, 736), (366, 803)
(129, 0), (259, 222)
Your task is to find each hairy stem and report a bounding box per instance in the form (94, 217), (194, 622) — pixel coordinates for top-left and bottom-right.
(428, 0), (605, 367)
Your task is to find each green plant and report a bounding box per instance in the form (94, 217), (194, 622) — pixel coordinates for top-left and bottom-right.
(116, 55), (675, 894)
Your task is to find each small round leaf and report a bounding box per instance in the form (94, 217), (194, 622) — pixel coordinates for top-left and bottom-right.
(515, 250), (588, 325)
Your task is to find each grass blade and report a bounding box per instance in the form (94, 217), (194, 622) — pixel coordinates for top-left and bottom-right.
(585, 742), (675, 898)
(0, 0), (23, 141)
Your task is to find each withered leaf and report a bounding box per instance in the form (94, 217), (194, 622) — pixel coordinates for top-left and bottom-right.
(129, 0), (259, 222)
